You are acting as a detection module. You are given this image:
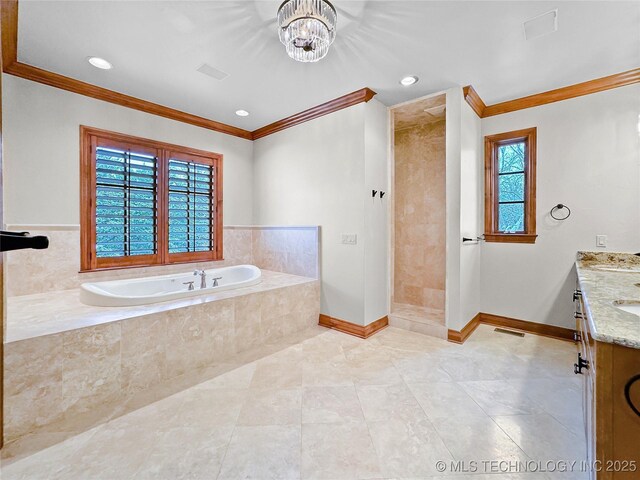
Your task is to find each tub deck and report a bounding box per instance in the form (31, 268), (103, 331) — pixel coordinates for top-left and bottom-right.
(7, 269), (316, 343)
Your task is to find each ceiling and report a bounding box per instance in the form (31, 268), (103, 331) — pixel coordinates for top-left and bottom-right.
(17, 1), (640, 131)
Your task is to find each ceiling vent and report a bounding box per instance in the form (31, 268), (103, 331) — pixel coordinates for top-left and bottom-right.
(523, 9), (558, 40)
(196, 63), (229, 81)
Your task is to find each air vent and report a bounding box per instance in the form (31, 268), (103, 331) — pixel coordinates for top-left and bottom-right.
(524, 9), (558, 40)
(494, 328), (525, 337)
(196, 63), (229, 81)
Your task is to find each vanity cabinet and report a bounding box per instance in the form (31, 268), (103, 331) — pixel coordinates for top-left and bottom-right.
(575, 291), (640, 480)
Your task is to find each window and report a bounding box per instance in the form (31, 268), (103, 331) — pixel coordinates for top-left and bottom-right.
(484, 127), (537, 243)
(80, 127), (223, 271)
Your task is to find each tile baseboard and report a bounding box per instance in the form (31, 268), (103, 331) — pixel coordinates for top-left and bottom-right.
(318, 314), (388, 339)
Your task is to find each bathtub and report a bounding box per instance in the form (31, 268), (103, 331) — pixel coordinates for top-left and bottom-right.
(80, 265), (262, 307)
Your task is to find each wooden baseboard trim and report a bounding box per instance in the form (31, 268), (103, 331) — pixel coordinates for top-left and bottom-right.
(448, 312), (577, 344)
(479, 313), (576, 342)
(319, 314), (388, 339)
(447, 313), (481, 344)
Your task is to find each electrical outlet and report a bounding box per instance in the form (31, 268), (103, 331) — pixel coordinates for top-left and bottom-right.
(596, 235), (607, 248)
(341, 234), (357, 245)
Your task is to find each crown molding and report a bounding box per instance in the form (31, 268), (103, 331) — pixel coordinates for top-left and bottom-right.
(5, 61), (255, 139)
(465, 67), (640, 118)
(0, 0), (254, 140)
(251, 87), (377, 140)
(5, 0), (639, 135)
(462, 85), (485, 117)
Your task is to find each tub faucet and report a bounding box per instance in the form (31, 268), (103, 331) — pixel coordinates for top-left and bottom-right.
(212, 276), (222, 287)
(193, 270), (207, 289)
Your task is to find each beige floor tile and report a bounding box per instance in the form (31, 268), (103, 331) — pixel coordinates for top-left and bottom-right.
(302, 386), (364, 424)
(408, 381), (487, 420)
(367, 417), (453, 478)
(356, 382), (426, 422)
(218, 425), (301, 479)
(459, 379), (547, 416)
(492, 414), (587, 463)
(193, 362), (257, 390)
(250, 356), (303, 389)
(431, 414), (529, 463)
(133, 426), (233, 479)
(0, 323), (587, 480)
(61, 424), (160, 479)
(301, 422), (381, 479)
(302, 357), (354, 387)
(392, 353), (453, 383)
(173, 388), (248, 427)
(237, 387), (302, 425)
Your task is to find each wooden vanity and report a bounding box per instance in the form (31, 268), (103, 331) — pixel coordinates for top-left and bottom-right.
(575, 252), (640, 479)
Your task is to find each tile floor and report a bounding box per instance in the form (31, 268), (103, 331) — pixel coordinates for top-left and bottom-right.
(0, 324), (587, 480)
(389, 303), (447, 339)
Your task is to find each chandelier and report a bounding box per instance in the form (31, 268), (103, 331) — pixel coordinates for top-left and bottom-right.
(277, 0), (337, 63)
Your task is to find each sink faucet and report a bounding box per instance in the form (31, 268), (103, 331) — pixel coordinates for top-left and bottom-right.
(193, 270), (207, 289)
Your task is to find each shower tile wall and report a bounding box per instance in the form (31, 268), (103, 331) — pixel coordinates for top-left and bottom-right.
(394, 120), (446, 310)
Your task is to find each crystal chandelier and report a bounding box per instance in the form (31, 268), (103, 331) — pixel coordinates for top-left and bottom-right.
(277, 0), (337, 63)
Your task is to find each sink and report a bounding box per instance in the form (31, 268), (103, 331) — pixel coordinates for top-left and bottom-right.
(592, 265), (640, 273)
(613, 301), (640, 316)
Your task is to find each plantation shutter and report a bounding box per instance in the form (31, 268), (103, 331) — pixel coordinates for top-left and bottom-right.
(94, 146), (158, 258)
(167, 158), (215, 254)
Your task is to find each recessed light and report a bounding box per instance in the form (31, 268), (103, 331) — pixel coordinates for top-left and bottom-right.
(235, 110), (249, 117)
(400, 75), (419, 86)
(87, 57), (112, 70)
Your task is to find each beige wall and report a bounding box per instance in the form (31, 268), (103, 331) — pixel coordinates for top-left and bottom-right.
(2, 75), (254, 226)
(393, 120), (446, 309)
(5, 225), (319, 297)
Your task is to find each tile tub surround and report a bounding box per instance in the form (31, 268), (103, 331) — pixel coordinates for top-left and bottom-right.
(1, 325), (585, 479)
(5, 225), (319, 297)
(4, 271), (320, 442)
(576, 251), (640, 349)
(393, 120), (446, 310)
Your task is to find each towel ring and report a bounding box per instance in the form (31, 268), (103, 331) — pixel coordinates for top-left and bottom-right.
(550, 204), (571, 221)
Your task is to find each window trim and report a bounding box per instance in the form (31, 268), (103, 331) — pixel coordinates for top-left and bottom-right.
(484, 127), (537, 244)
(80, 126), (223, 272)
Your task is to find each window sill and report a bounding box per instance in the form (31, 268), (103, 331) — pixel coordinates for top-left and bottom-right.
(79, 257), (225, 273)
(484, 233), (537, 244)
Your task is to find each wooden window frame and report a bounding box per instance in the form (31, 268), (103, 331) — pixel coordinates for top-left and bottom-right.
(80, 126), (223, 271)
(484, 127), (537, 244)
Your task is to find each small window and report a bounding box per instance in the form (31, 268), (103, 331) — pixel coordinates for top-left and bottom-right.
(484, 127), (537, 243)
(81, 127), (223, 271)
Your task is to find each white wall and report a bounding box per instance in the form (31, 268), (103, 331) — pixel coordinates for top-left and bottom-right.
(445, 88), (463, 331)
(363, 100), (390, 323)
(458, 94), (483, 329)
(2, 75), (254, 226)
(480, 84), (640, 328)
(444, 87), (484, 331)
(253, 100), (389, 325)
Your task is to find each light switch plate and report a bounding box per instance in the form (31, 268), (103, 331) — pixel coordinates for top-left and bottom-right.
(596, 235), (607, 248)
(341, 234), (357, 245)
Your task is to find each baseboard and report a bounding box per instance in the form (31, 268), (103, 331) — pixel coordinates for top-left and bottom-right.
(479, 313), (576, 342)
(318, 314), (388, 339)
(447, 313), (481, 344)
(448, 312), (577, 344)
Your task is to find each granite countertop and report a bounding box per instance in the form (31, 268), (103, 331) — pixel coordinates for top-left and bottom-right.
(576, 251), (640, 349)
